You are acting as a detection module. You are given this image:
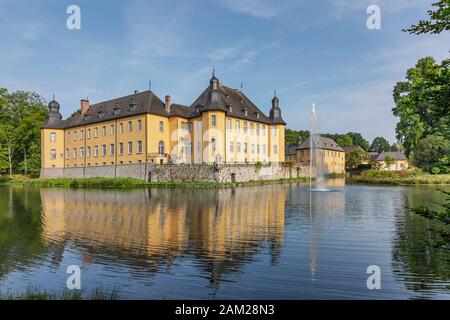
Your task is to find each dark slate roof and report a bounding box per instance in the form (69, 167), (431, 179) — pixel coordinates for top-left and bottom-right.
(170, 104), (193, 118)
(368, 152), (379, 161)
(63, 90), (167, 129)
(43, 74), (285, 129)
(285, 144), (299, 155)
(374, 151), (407, 161)
(190, 82), (280, 124)
(297, 134), (344, 152)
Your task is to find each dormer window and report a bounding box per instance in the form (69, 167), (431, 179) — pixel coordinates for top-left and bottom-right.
(227, 105), (233, 113)
(255, 112), (260, 119)
(129, 98), (137, 111)
(113, 102), (122, 115)
(243, 109), (248, 116)
(98, 106), (106, 119)
(196, 107), (200, 113)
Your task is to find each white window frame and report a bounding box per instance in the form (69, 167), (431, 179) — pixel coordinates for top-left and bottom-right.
(128, 141), (133, 154)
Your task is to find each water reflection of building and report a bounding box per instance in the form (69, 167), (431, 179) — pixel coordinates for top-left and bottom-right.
(40, 187), (286, 284)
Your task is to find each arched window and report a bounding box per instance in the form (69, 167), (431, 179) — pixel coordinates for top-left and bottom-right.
(158, 141), (165, 156)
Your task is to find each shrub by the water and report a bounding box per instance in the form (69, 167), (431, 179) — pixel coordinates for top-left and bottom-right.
(351, 169), (450, 185)
(0, 176), (11, 183)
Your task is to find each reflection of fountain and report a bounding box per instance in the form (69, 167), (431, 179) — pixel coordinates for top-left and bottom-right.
(309, 104), (329, 192)
(309, 191), (317, 280)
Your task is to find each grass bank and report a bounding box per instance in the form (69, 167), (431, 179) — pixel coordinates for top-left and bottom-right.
(350, 170), (450, 185)
(0, 288), (118, 300)
(1, 176), (310, 189)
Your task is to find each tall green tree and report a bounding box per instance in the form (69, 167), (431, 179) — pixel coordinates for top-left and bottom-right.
(323, 133), (353, 147)
(346, 148), (368, 169)
(285, 129), (309, 145)
(404, 0), (450, 35)
(0, 89), (47, 176)
(370, 137), (391, 153)
(346, 132), (370, 151)
(0, 123), (15, 176)
(392, 57), (450, 157)
(390, 143), (400, 152)
(413, 134), (450, 173)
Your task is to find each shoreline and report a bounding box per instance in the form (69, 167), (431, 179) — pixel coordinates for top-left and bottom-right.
(1, 176), (312, 189)
(2, 173), (449, 189)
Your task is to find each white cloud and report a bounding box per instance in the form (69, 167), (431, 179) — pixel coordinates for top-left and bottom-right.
(208, 46), (240, 61)
(330, 0), (426, 14)
(215, 0), (302, 18)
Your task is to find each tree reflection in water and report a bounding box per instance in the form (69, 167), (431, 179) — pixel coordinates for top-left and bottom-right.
(392, 187), (450, 296)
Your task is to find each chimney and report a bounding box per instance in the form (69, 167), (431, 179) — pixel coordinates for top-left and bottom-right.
(80, 99), (90, 114)
(165, 95), (171, 113)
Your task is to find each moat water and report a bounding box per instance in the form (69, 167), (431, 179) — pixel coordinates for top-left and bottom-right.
(0, 180), (449, 299)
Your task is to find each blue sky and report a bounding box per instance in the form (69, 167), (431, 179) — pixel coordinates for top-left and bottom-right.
(0, 0), (449, 143)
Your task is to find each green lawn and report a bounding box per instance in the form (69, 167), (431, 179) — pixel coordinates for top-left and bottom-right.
(1, 176), (310, 188)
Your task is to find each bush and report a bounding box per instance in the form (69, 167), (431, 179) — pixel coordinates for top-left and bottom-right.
(0, 175), (11, 183)
(255, 161), (262, 170)
(432, 167), (441, 174)
(360, 169), (422, 179)
(360, 170), (397, 178)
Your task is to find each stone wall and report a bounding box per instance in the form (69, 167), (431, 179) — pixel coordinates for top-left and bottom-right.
(41, 163), (312, 183)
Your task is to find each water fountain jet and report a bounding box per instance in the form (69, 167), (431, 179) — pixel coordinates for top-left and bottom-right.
(309, 103), (330, 192)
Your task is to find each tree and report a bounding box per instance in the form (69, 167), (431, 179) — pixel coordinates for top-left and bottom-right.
(0, 88), (47, 176)
(346, 148), (368, 169)
(404, 0), (450, 35)
(323, 133), (353, 147)
(390, 143), (401, 152)
(384, 155), (395, 169)
(392, 57), (450, 157)
(370, 137), (391, 153)
(346, 132), (369, 151)
(0, 144), (9, 174)
(413, 134), (450, 173)
(0, 123), (15, 176)
(285, 129), (309, 145)
(335, 135), (353, 148)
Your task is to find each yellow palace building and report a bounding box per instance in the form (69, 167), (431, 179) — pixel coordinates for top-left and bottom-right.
(41, 71), (286, 174)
